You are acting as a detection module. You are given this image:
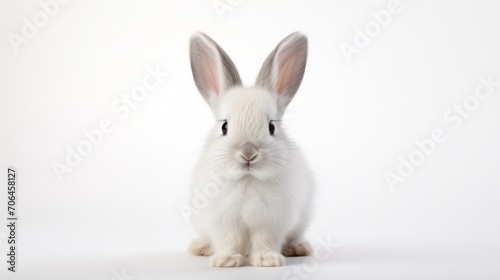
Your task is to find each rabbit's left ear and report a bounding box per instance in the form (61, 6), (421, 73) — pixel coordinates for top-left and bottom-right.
(190, 33), (241, 110)
(256, 32), (308, 114)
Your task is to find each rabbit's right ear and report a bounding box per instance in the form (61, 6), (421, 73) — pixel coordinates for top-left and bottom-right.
(190, 33), (241, 110)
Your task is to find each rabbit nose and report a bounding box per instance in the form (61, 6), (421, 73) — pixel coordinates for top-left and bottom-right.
(240, 146), (258, 162)
(241, 153), (258, 162)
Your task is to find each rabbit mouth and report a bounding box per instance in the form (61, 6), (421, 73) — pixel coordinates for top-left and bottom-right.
(243, 162), (253, 170)
(242, 160), (261, 171)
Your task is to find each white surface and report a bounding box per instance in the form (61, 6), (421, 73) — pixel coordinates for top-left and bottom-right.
(1, 0), (500, 279)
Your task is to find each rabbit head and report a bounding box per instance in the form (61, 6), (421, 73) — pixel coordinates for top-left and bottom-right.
(190, 32), (308, 180)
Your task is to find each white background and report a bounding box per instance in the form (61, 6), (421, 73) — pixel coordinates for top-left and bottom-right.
(1, 0), (500, 279)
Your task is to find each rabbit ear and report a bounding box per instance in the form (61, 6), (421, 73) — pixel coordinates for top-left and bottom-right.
(256, 32), (308, 114)
(190, 33), (241, 109)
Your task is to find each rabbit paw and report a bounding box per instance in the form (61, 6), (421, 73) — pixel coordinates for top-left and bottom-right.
(250, 252), (285, 267)
(189, 240), (213, 256)
(282, 240), (313, 256)
(210, 253), (244, 267)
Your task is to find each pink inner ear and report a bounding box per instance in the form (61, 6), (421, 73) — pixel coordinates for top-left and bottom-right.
(199, 48), (220, 95)
(276, 47), (299, 96)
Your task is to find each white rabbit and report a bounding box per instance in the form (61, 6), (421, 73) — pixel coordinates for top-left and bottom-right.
(187, 32), (315, 267)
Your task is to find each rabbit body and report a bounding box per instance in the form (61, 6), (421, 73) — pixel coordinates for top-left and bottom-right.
(188, 32), (315, 267)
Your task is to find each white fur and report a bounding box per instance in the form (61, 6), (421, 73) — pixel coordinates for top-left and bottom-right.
(188, 32), (314, 267)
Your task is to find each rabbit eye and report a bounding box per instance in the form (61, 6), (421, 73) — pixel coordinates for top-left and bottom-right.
(222, 121), (228, 135)
(269, 121), (275, 135)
